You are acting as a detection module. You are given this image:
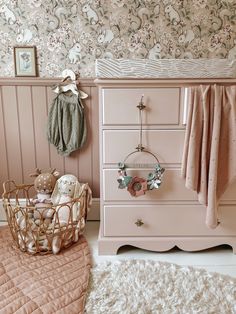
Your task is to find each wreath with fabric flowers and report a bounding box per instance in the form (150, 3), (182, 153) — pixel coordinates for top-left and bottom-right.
(117, 152), (165, 197)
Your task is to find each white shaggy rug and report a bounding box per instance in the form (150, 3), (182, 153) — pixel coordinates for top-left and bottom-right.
(85, 260), (236, 314)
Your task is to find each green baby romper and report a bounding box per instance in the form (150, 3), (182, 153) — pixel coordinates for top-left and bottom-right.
(47, 92), (87, 156)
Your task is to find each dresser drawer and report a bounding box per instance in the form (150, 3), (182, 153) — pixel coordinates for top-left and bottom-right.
(103, 130), (185, 164)
(103, 169), (197, 201)
(104, 205), (236, 237)
(102, 88), (180, 125)
(222, 179), (236, 201)
(103, 169), (236, 202)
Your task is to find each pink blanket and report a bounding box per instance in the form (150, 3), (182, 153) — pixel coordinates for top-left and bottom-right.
(181, 85), (236, 228)
(0, 226), (91, 313)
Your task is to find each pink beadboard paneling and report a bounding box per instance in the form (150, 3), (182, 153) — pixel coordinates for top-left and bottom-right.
(32, 86), (51, 169)
(77, 86), (93, 187)
(0, 78), (99, 197)
(0, 87), (9, 187)
(1, 86), (23, 185)
(17, 86), (36, 184)
(46, 86), (65, 175)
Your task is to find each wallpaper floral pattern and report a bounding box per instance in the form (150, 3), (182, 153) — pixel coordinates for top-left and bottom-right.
(0, 0), (236, 77)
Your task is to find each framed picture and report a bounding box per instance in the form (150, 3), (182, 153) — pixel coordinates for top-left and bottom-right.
(14, 46), (37, 77)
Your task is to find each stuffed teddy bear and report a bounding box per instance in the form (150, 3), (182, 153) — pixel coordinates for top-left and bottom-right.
(30, 168), (60, 225)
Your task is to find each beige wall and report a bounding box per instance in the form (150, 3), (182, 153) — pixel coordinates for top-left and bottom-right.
(0, 1), (236, 77)
(0, 78), (99, 197)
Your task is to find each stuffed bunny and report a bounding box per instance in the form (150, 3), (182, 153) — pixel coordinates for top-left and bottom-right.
(50, 174), (82, 253)
(30, 168), (60, 225)
(51, 174), (82, 224)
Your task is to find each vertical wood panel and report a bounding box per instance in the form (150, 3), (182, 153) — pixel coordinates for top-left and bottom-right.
(2, 86), (22, 184)
(32, 86), (50, 170)
(91, 86), (100, 197)
(0, 79), (99, 198)
(17, 86), (36, 183)
(64, 151), (79, 177)
(0, 87), (9, 190)
(46, 87), (65, 174)
(77, 86), (93, 187)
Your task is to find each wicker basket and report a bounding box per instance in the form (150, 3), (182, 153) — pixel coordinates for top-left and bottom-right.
(2, 180), (91, 254)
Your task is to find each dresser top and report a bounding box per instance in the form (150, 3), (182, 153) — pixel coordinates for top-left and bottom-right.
(94, 77), (236, 87)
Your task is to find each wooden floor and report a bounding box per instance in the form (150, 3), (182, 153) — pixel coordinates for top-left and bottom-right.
(84, 221), (236, 278)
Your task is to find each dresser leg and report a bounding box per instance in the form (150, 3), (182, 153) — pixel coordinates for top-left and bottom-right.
(98, 240), (119, 255)
(232, 245), (236, 254)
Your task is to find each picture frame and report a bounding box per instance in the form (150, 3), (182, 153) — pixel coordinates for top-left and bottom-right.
(14, 46), (37, 77)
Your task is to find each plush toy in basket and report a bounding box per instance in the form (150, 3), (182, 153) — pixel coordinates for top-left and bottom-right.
(30, 168), (60, 226)
(50, 174), (91, 254)
(2, 171), (92, 255)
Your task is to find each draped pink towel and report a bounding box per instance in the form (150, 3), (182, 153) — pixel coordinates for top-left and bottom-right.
(181, 85), (236, 229)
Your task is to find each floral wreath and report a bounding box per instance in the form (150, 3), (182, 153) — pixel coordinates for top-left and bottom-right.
(117, 152), (165, 197)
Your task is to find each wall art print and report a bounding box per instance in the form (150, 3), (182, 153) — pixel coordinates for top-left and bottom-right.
(14, 46), (37, 76)
(0, 0), (236, 78)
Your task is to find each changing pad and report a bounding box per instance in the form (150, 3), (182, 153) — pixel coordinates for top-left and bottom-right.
(95, 58), (236, 79)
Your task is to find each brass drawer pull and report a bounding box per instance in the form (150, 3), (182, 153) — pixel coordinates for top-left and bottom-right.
(135, 219), (144, 227)
(136, 95), (145, 110)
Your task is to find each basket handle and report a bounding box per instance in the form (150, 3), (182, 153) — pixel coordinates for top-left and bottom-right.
(2, 180), (17, 195)
(2, 181), (34, 201)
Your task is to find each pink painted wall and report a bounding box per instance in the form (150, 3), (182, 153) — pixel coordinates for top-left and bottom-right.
(0, 78), (99, 197)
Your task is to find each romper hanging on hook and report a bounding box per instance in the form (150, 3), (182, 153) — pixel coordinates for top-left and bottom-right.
(117, 95), (165, 197)
(47, 69), (87, 156)
(51, 69), (88, 99)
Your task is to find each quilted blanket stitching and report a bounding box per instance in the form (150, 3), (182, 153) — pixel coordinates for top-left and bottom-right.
(0, 226), (91, 314)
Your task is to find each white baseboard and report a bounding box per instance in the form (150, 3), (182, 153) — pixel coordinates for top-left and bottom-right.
(0, 198), (100, 223)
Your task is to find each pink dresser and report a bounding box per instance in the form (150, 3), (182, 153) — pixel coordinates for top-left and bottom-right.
(96, 78), (236, 255)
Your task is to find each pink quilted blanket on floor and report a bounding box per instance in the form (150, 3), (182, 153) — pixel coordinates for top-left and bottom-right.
(0, 226), (91, 314)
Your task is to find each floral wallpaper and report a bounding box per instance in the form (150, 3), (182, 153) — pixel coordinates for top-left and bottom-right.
(0, 0), (236, 77)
